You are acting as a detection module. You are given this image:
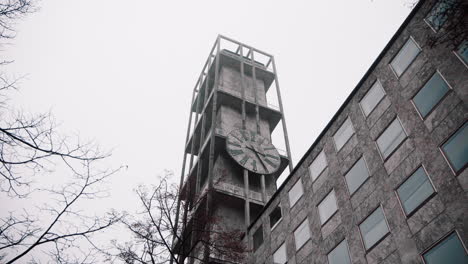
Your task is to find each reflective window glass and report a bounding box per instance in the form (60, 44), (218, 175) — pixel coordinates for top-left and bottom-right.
(360, 81), (385, 117)
(457, 40), (468, 64)
(426, 0), (456, 31)
(333, 118), (355, 151)
(413, 72), (449, 118)
(273, 243), (287, 264)
(328, 240), (352, 264)
(442, 123), (468, 173)
(318, 190), (338, 224)
(397, 167), (435, 215)
(289, 179), (304, 207)
(423, 232), (468, 264)
(309, 150), (327, 181)
(390, 38), (421, 77)
(376, 118), (407, 159)
(294, 219), (311, 250)
(345, 157), (370, 195)
(359, 207), (389, 250)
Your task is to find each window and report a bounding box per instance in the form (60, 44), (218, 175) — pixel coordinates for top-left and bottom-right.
(318, 190), (338, 225)
(360, 80), (385, 117)
(270, 206), (282, 229)
(273, 243), (287, 264)
(376, 118), (407, 160)
(344, 157), (370, 195)
(359, 206), (389, 250)
(396, 167), (435, 216)
(253, 226), (263, 251)
(423, 232), (468, 264)
(413, 72), (450, 118)
(294, 219), (311, 250)
(333, 118), (355, 151)
(456, 40), (468, 66)
(390, 37), (421, 77)
(309, 150), (327, 181)
(441, 122), (468, 173)
(288, 179), (304, 207)
(426, 0), (456, 31)
(328, 240), (352, 264)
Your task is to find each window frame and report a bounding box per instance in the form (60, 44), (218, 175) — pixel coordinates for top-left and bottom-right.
(270, 206), (283, 231)
(453, 40), (468, 68)
(293, 218), (311, 251)
(343, 155), (371, 197)
(359, 79), (386, 118)
(423, 0), (453, 33)
(317, 189), (339, 226)
(420, 230), (468, 264)
(394, 165), (437, 218)
(288, 178), (304, 208)
(389, 36), (422, 78)
(272, 242), (287, 264)
(439, 121), (468, 175)
(410, 70), (452, 120)
(358, 204), (391, 252)
(332, 117), (355, 152)
(327, 239), (352, 264)
(375, 116), (408, 161)
(309, 149), (328, 183)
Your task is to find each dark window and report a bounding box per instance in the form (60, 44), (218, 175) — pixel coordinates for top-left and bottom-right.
(253, 226), (263, 251)
(390, 37), (421, 77)
(441, 122), (468, 173)
(359, 206), (389, 250)
(456, 40), (468, 64)
(344, 157), (370, 195)
(376, 118), (407, 159)
(328, 240), (352, 264)
(270, 206), (282, 229)
(396, 167), (435, 215)
(426, 0), (456, 31)
(423, 232), (468, 264)
(413, 72), (450, 118)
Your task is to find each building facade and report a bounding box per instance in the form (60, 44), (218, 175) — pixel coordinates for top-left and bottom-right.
(246, 0), (467, 263)
(176, 0), (467, 263)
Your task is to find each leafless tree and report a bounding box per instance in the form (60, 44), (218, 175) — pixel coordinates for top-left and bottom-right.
(108, 172), (247, 264)
(1, 1), (124, 262)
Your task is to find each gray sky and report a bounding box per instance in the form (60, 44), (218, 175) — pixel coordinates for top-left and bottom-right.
(5, 0), (413, 217)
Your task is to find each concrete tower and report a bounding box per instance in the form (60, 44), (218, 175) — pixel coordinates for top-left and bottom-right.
(174, 35), (292, 263)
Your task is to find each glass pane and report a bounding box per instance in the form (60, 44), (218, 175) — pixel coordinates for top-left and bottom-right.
(359, 207), (389, 249)
(345, 158), (370, 194)
(360, 81), (385, 116)
(309, 150), (327, 181)
(377, 119), (407, 159)
(270, 207), (282, 228)
(328, 240), (352, 264)
(426, 0), (454, 30)
(413, 72), (449, 118)
(289, 180), (304, 207)
(397, 167), (435, 215)
(442, 123), (468, 172)
(294, 219), (311, 250)
(253, 226), (263, 251)
(390, 38), (421, 76)
(457, 41), (468, 64)
(318, 190), (338, 224)
(334, 118), (355, 151)
(273, 243), (287, 264)
(423, 232), (468, 264)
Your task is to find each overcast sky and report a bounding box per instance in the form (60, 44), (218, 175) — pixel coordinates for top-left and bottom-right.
(5, 0), (413, 213)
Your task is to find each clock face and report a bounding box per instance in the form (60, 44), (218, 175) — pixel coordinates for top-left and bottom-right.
(226, 129), (281, 175)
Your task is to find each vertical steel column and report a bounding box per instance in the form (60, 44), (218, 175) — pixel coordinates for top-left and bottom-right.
(271, 57), (294, 171)
(240, 46), (251, 229)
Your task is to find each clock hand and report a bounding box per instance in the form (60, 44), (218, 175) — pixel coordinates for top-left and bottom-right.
(253, 150), (269, 173)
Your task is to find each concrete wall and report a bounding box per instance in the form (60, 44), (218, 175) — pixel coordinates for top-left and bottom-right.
(248, 0), (468, 263)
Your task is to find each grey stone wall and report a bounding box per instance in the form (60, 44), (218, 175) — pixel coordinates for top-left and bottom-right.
(248, 0), (468, 263)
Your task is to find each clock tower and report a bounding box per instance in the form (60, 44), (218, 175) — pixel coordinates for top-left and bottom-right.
(173, 35), (293, 263)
